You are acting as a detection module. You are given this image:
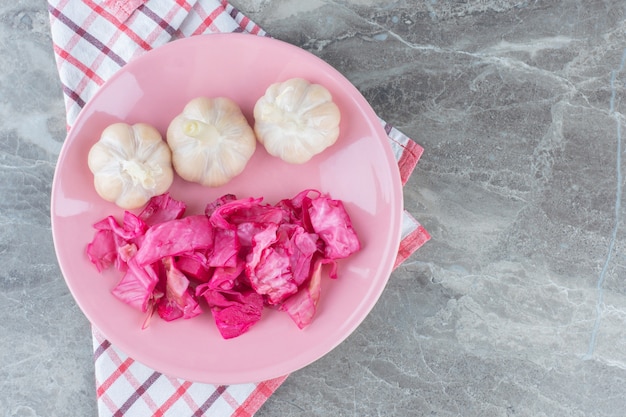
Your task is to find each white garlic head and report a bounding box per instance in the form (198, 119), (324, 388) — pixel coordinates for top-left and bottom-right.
(253, 78), (341, 164)
(166, 97), (257, 187)
(87, 122), (174, 209)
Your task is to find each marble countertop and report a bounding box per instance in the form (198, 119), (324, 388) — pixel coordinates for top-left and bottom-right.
(3, 0), (626, 415)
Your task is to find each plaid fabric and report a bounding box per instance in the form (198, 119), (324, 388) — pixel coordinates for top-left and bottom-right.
(92, 327), (287, 417)
(48, 0), (431, 415)
(49, 0), (266, 128)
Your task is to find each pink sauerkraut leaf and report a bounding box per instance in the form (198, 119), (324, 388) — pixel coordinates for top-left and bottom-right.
(245, 223), (298, 305)
(201, 288), (264, 339)
(87, 212), (148, 272)
(117, 243), (138, 266)
(208, 227), (239, 268)
(134, 215), (213, 266)
(205, 260), (246, 291)
(93, 212), (148, 241)
(86, 229), (117, 273)
(236, 221), (269, 249)
(280, 259), (323, 329)
(208, 196), (263, 229)
(138, 192), (186, 226)
(111, 259), (161, 313)
(308, 196), (361, 260)
(175, 255), (212, 283)
(206, 193), (288, 227)
(277, 189), (318, 228)
(225, 203), (288, 226)
(280, 223), (319, 286)
(204, 194), (237, 217)
(156, 257), (202, 321)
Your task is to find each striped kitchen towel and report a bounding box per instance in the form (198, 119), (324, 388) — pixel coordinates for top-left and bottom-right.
(48, 0), (430, 415)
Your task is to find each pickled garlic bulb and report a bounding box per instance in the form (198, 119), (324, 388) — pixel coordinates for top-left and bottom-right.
(253, 78), (341, 164)
(87, 122), (174, 209)
(166, 97), (257, 187)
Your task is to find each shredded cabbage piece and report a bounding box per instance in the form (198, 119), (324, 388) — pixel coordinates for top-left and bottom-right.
(279, 259), (324, 329)
(157, 256), (202, 321)
(86, 190), (360, 339)
(308, 196), (361, 259)
(111, 258), (161, 313)
(134, 215), (213, 266)
(199, 288), (263, 339)
(138, 192), (186, 225)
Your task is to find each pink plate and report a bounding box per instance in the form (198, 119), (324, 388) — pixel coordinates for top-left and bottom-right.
(51, 33), (403, 384)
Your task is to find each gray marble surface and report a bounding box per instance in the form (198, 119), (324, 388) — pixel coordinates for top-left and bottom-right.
(3, 0), (626, 415)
